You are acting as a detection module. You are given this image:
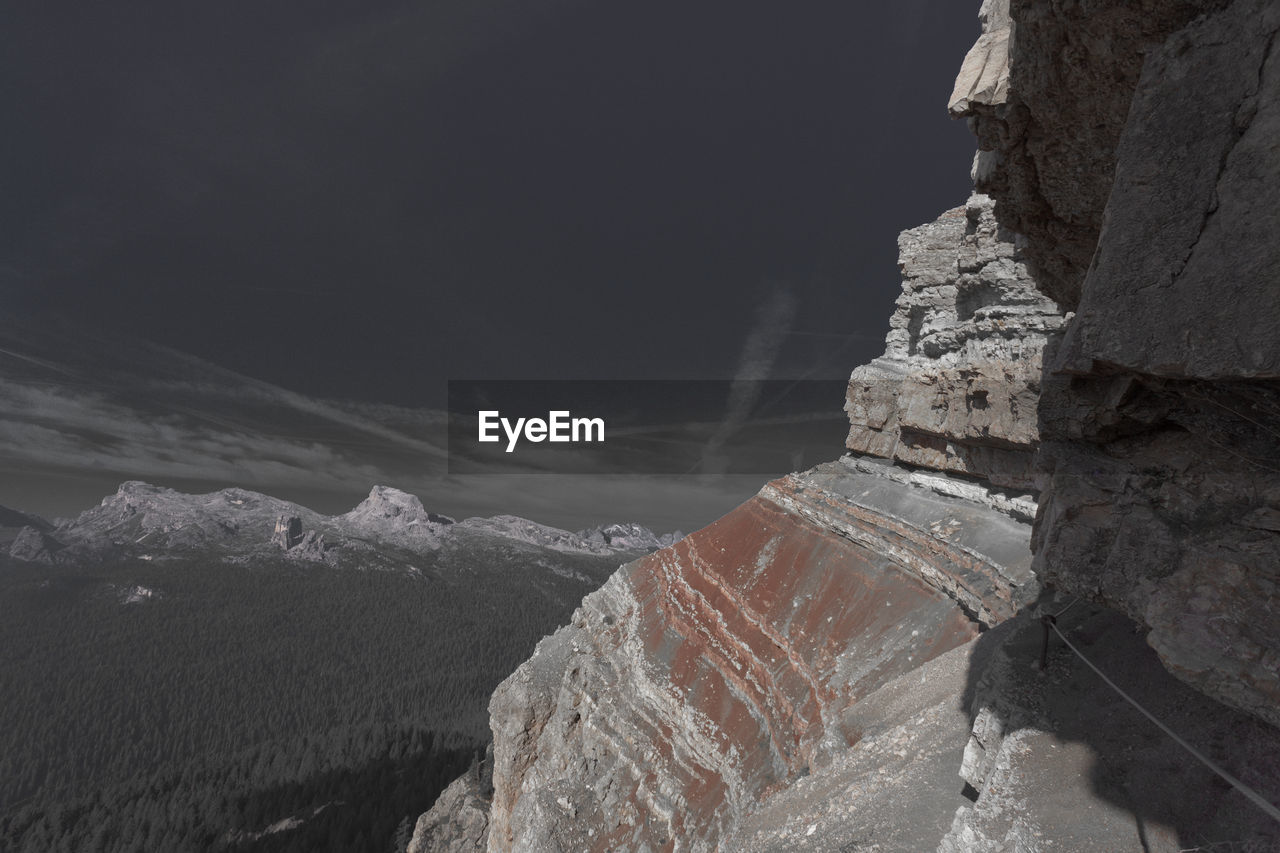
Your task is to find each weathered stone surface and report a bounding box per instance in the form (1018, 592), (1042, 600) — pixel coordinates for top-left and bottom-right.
(723, 638), (981, 852)
(481, 457), (1038, 851)
(940, 604), (1280, 852)
(948, 0), (1010, 116)
(845, 194), (1066, 490)
(718, 601), (1280, 852)
(1033, 376), (1280, 727)
(953, 0), (1280, 728)
(951, 0), (1232, 308)
(1058, 0), (1280, 379)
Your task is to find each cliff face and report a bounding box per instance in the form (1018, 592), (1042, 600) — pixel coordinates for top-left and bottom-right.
(953, 0), (1280, 726)
(845, 193), (1065, 491)
(415, 188), (1049, 852)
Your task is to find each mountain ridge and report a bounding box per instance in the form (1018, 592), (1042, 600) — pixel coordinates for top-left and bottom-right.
(6, 481), (683, 569)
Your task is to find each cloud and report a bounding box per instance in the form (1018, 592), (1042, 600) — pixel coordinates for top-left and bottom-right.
(0, 379), (397, 493)
(699, 285), (797, 473)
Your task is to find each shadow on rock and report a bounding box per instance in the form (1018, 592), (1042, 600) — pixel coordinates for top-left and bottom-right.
(950, 596), (1280, 852)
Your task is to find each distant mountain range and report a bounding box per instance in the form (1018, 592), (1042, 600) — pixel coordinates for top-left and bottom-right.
(2, 481), (682, 568)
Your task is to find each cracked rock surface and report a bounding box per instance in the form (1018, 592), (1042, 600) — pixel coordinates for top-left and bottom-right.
(949, 0), (1280, 728)
(845, 194), (1066, 491)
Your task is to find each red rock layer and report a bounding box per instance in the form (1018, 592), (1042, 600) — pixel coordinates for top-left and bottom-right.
(487, 461), (1033, 852)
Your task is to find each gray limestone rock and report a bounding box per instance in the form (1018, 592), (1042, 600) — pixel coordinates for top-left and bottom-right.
(1058, 0), (1280, 380)
(950, 0), (1233, 309)
(845, 194), (1066, 490)
(45, 481), (666, 569)
(576, 522), (684, 553)
(474, 459), (1036, 851)
(952, 0), (1280, 728)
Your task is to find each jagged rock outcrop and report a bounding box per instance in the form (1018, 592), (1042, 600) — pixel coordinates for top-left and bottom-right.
(291, 529), (330, 561)
(482, 458), (1036, 851)
(339, 485), (454, 549)
(271, 514), (333, 561)
(64, 481), (321, 553)
(845, 194), (1065, 490)
(953, 0), (1280, 727)
(272, 515), (304, 550)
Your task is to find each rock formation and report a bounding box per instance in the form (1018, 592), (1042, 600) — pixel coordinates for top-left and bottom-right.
(481, 458), (1033, 853)
(272, 515), (304, 550)
(339, 485), (455, 549)
(845, 193), (1065, 491)
(577, 523), (685, 553)
(953, 0), (1280, 728)
(408, 748), (493, 853)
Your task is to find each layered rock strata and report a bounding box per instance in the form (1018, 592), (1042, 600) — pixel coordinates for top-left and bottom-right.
(845, 193), (1065, 491)
(478, 457), (1037, 852)
(953, 0), (1280, 726)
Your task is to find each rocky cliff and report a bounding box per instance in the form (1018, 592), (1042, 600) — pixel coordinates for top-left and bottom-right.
(845, 193), (1064, 491)
(413, 0), (1280, 849)
(952, 0), (1280, 728)
(413, 190), (1055, 850)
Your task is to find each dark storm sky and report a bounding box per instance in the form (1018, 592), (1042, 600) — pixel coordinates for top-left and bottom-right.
(5, 0), (977, 406)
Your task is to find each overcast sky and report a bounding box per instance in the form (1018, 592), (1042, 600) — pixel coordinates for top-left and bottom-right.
(2, 1), (980, 524)
(5, 0), (976, 399)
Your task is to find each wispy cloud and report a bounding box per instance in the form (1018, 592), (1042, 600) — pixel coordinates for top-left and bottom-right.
(0, 379), (398, 492)
(699, 285), (797, 473)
